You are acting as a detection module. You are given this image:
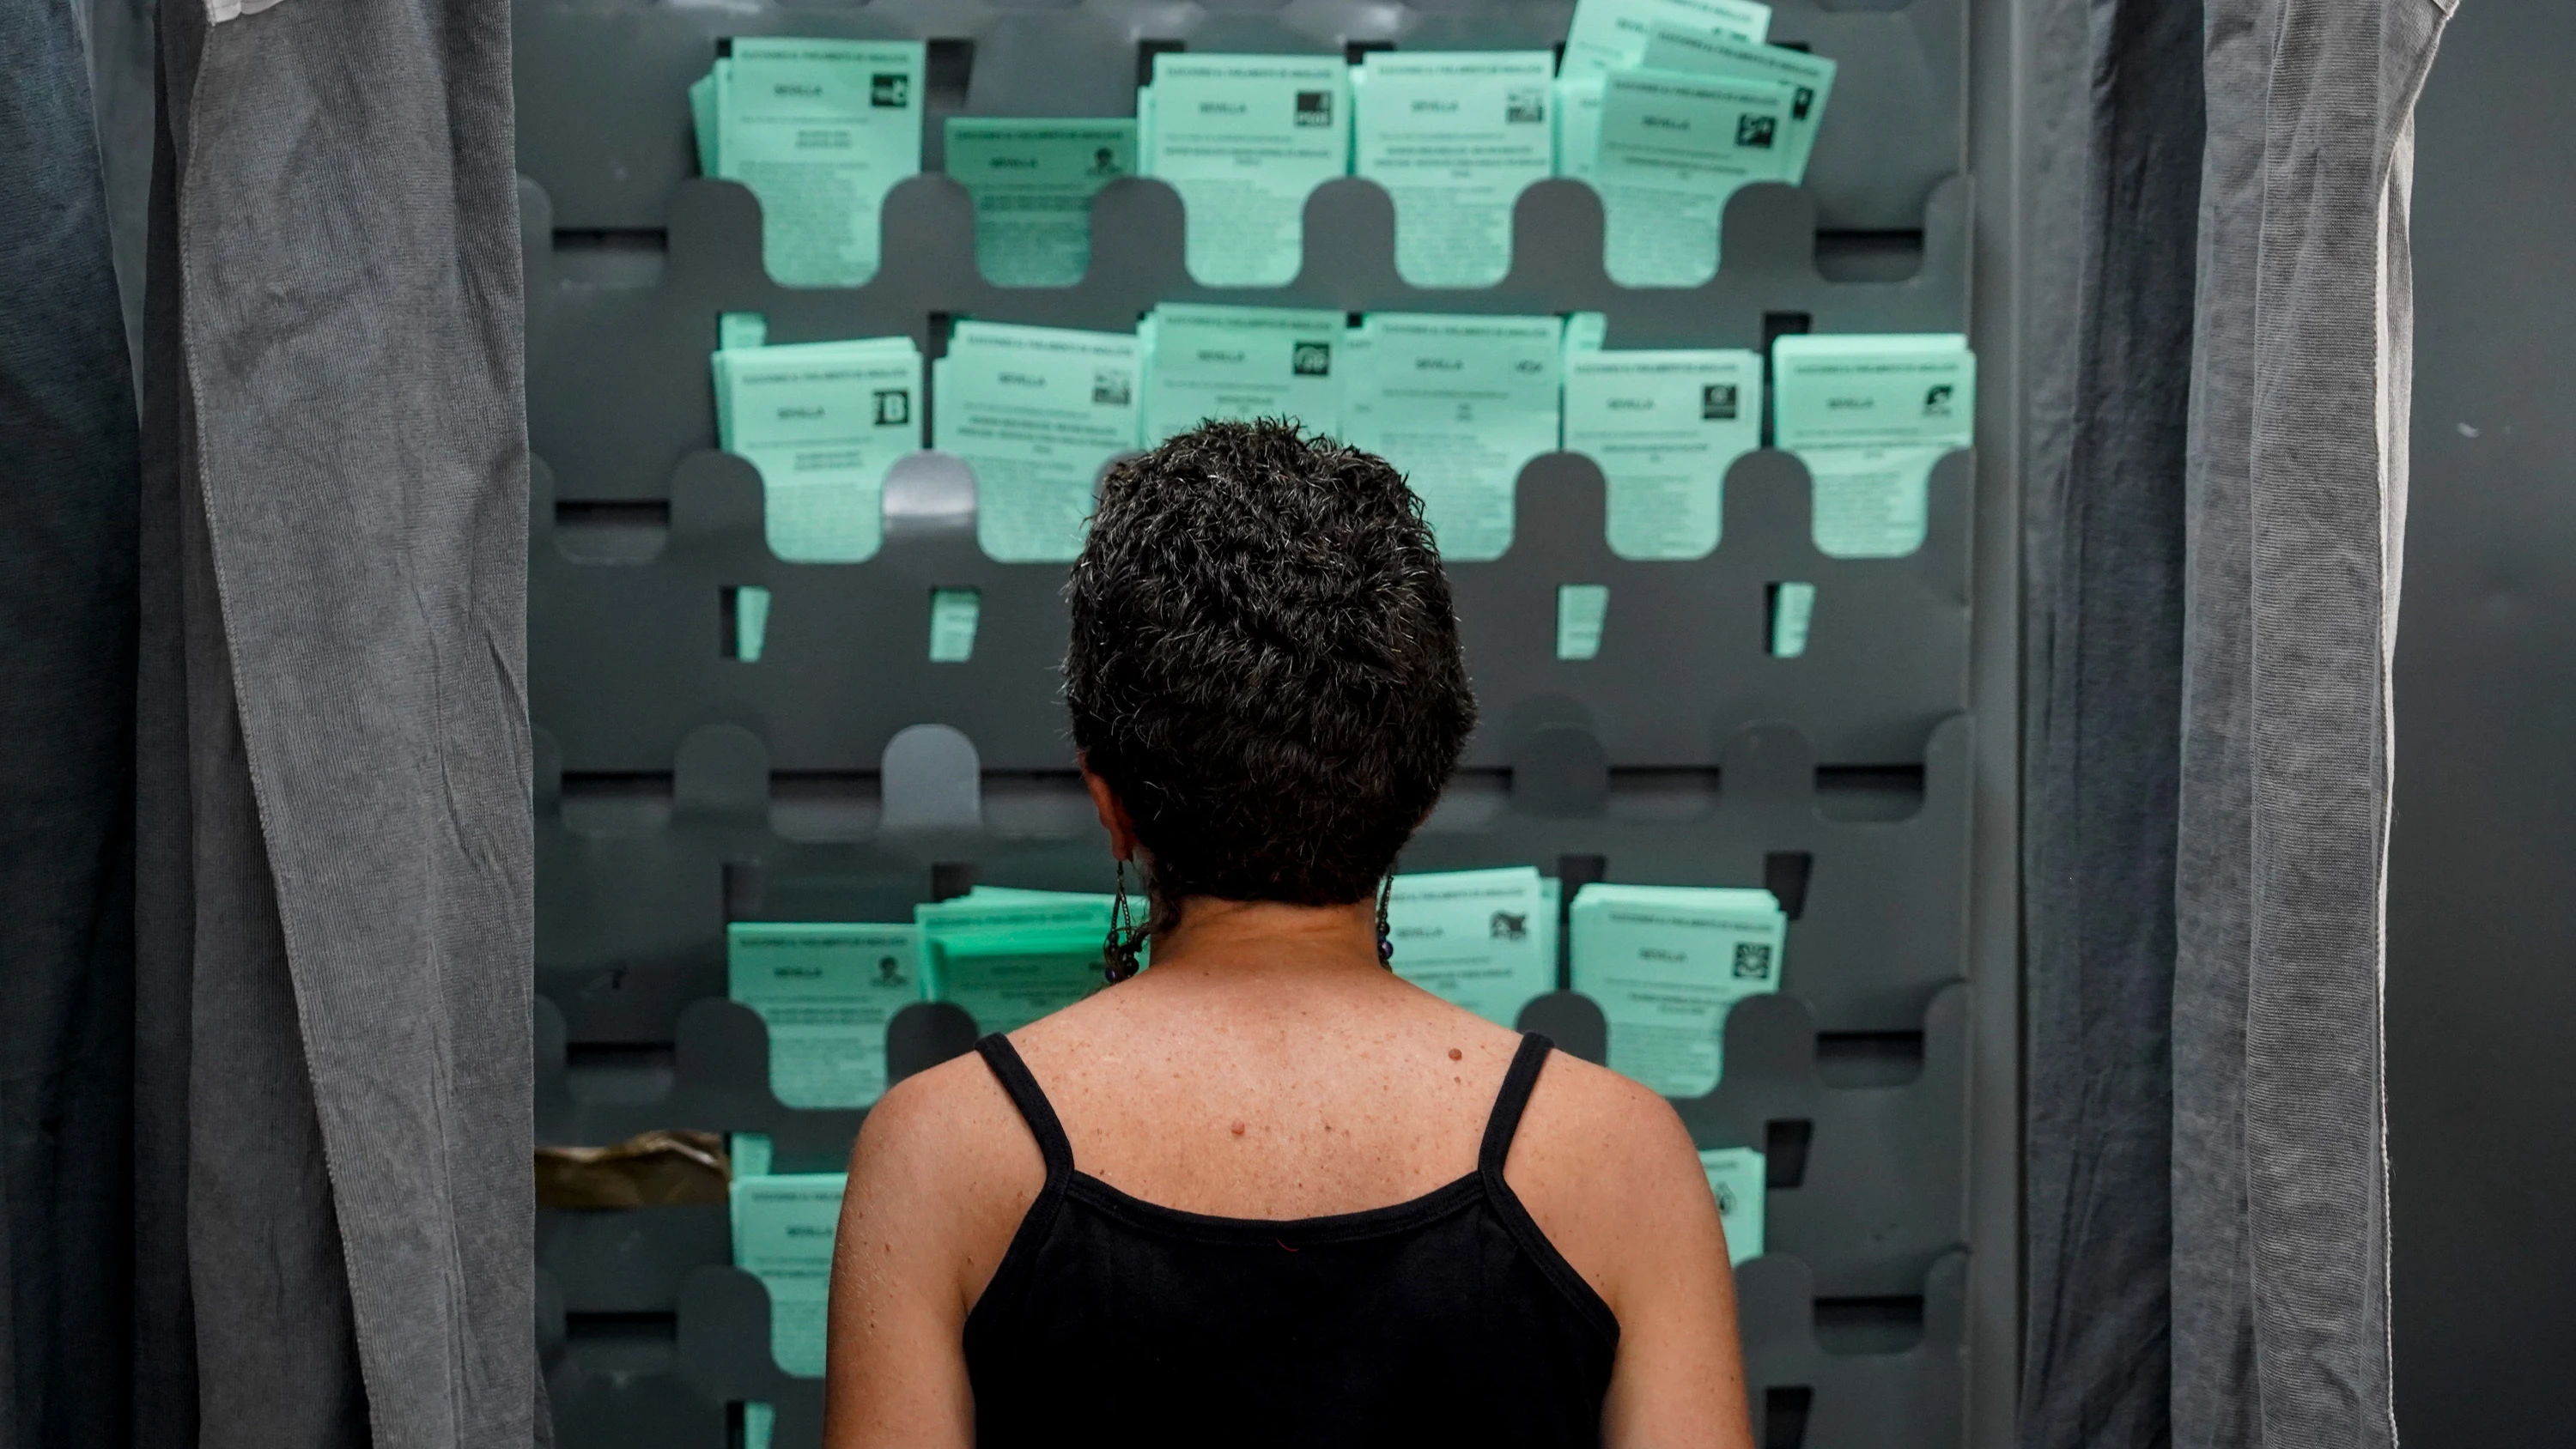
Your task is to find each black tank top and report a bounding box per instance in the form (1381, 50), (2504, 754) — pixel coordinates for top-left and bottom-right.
(962, 1032), (1619, 1447)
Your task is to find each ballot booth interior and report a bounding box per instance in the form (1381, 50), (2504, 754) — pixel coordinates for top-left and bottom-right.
(524, 3), (1992, 1446)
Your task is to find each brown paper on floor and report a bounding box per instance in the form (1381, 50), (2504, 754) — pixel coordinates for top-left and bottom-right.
(536, 1129), (732, 1208)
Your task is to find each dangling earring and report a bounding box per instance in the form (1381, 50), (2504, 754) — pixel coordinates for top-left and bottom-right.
(1104, 858), (1143, 983)
(1376, 876), (1394, 968)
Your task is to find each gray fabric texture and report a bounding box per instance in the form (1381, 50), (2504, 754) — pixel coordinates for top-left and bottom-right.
(0, 0), (140, 1442)
(140, 0), (538, 1437)
(2020, 3), (2205, 1447)
(2176, 3), (2453, 1448)
(132, 44), (204, 1443)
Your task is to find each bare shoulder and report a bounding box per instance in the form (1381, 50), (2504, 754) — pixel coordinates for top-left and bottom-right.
(840, 1049), (1046, 1311)
(850, 1049), (1029, 1185)
(1505, 1050), (1725, 1315)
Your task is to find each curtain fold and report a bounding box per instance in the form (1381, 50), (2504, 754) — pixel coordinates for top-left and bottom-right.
(2030, 2), (2454, 1446)
(0, 0), (142, 1442)
(130, 0), (538, 1439)
(2020, 2), (2204, 1446)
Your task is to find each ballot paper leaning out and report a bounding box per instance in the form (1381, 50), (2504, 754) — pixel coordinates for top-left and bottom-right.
(1140, 53), (1352, 287)
(1561, 340), (1764, 559)
(1771, 333), (1975, 558)
(1570, 882), (1787, 1098)
(728, 923), (922, 1109)
(944, 118), (1137, 287)
(917, 888), (1119, 1034)
(1592, 69), (1795, 287)
(690, 39), (927, 287)
(713, 335), (925, 561)
(1340, 312), (1564, 562)
(1561, 0), (1771, 78)
(932, 321), (1141, 562)
(1138, 303), (1346, 444)
(731, 1171), (846, 1377)
(1699, 1146), (1767, 1264)
(1386, 868), (1558, 1028)
(1637, 26), (1837, 185)
(1352, 52), (1558, 288)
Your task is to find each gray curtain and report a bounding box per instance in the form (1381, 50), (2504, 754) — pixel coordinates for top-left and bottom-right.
(2020, 0), (2203, 1442)
(0, 0), (141, 1442)
(2026, 2), (2456, 1446)
(130, 0), (538, 1440)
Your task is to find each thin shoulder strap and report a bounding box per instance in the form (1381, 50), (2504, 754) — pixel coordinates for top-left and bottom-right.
(974, 1034), (1075, 1181)
(1478, 1033), (1556, 1177)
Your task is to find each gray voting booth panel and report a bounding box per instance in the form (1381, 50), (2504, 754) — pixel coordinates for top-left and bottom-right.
(514, 0), (1960, 235)
(531, 433), (1972, 773)
(520, 0), (1975, 1443)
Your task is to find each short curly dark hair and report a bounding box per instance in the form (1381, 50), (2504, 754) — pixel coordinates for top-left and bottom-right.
(1065, 419), (1478, 917)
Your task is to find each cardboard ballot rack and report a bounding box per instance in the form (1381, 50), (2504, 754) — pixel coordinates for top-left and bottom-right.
(520, 1), (1977, 1445)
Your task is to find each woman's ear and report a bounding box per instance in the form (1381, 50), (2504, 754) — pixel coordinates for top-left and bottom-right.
(1078, 757), (1141, 860)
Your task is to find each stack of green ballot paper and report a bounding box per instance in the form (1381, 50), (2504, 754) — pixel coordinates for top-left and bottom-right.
(731, 1171), (846, 1378)
(944, 118), (1137, 287)
(690, 39), (927, 287)
(729, 922), (922, 1110)
(1771, 333), (1975, 558)
(1698, 1146), (1766, 1264)
(1569, 882), (1786, 1098)
(1385, 868), (1560, 1028)
(1340, 312), (1564, 561)
(714, 333), (924, 561)
(1352, 52), (1558, 288)
(931, 320), (1141, 562)
(1137, 303), (1345, 445)
(1140, 53), (1352, 286)
(1551, 0), (1838, 287)
(917, 887), (1118, 1033)
(1561, 317), (1763, 559)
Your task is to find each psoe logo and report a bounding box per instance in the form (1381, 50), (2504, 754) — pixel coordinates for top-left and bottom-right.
(1295, 90), (1334, 126)
(871, 73), (910, 108)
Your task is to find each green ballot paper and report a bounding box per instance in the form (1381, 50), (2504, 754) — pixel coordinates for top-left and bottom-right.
(730, 1172), (846, 1376)
(945, 118), (1137, 287)
(1386, 868), (1556, 1028)
(1772, 334), (1974, 557)
(1340, 313), (1563, 561)
(1595, 70), (1795, 287)
(1554, 76), (1606, 184)
(1570, 883), (1786, 1098)
(1563, 346), (1763, 559)
(1352, 52), (1557, 288)
(697, 39), (927, 287)
(928, 586), (980, 662)
(1638, 26), (1838, 185)
(714, 336), (925, 561)
(728, 923), (923, 1109)
(917, 891), (1117, 1033)
(732, 585), (772, 661)
(1698, 1146), (1766, 1264)
(1142, 54), (1352, 286)
(932, 321), (1140, 562)
(1769, 580), (1815, 656)
(1138, 303), (1346, 443)
(1557, 585), (1611, 659)
(1561, 0), (1771, 78)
